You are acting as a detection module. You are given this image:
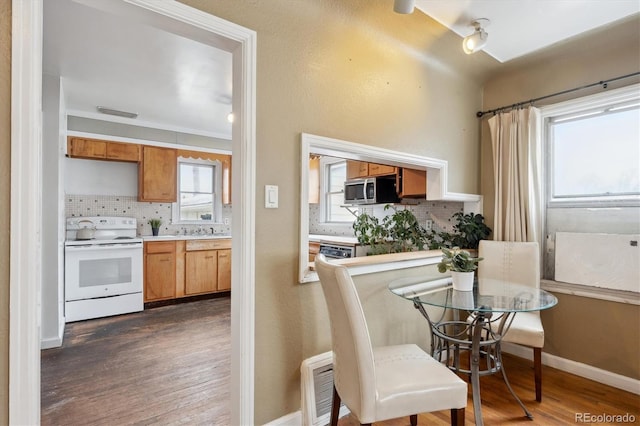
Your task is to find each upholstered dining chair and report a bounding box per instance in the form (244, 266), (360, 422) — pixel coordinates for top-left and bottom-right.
(477, 240), (545, 402)
(314, 254), (467, 426)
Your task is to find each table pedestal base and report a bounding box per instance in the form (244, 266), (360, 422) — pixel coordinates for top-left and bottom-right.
(413, 302), (533, 426)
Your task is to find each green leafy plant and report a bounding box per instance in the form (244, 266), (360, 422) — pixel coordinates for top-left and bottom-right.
(353, 205), (428, 255)
(427, 212), (491, 250)
(148, 218), (162, 228)
(437, 247), (483, 273)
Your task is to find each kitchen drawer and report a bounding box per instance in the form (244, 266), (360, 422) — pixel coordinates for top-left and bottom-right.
(186, 239), (232, 251)
(145, 241), (175, 254)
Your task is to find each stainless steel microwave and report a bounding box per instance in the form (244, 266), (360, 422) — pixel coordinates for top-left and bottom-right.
(343, 176), (400, 205)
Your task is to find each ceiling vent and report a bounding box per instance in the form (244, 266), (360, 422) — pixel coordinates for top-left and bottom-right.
(96, 106), (138, 119)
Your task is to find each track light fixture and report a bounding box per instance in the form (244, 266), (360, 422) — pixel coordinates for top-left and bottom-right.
(462, 19), (490, 55)
(393, 0), (415, 14)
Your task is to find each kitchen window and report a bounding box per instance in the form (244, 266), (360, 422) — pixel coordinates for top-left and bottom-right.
(173, 157), (223, 224)
(320, 157), (354, 223)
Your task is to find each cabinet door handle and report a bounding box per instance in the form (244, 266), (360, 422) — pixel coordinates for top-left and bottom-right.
(205, 255), (215, 259)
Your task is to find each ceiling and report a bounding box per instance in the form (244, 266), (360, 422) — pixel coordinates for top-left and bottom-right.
(43, 1), (639, 140)
(44, 0), (234, 140)
(414, 0), (640, 63)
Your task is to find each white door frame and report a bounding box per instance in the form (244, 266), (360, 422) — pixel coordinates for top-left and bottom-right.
(9, 1), (256, 424)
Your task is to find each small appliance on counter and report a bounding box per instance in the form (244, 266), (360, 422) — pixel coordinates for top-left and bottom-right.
(64, 216), (143, 322)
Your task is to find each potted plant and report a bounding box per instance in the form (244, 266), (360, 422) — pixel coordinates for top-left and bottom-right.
(148, 218), (162, 236)
(437, 247), (483, 291)
(427, 212), (491, 250)
(353, 205), (428, 255)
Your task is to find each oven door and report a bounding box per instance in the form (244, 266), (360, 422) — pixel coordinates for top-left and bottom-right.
(65, 243), (143, 301)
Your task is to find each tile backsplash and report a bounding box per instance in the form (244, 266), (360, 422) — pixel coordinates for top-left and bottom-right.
(309, 200), (465, 237)
(66, 194), (232, 236)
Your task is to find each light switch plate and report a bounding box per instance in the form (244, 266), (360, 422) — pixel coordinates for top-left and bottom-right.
(265, 185), (278, 208)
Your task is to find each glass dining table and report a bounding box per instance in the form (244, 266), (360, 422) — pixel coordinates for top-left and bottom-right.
(389, 275), (558, 426)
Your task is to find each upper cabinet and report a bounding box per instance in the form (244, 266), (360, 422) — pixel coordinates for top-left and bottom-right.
(346, 160), (397, 179)
(138, 146), (177, 202)
(67, 137), (232, 205)
(308, 156), (320, 204)
(398, 168), (426, 198)
(346, 161), (369, 179)
(67, 137), (140, 162)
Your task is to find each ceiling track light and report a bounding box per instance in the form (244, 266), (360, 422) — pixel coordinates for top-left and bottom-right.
(96, 106), (138, 119)
(393, 0), (415, 14)
(463, 18), (490, 55)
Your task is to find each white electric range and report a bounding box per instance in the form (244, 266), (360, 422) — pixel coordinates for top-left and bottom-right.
(64, 216), (143, 322)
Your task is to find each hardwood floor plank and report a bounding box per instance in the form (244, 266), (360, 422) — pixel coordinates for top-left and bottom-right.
(337, 353), (640, 425)
(43, 298), (639, 425)
(41, 297), (231, 425)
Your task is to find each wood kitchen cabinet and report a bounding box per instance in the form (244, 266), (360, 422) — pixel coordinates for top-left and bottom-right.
(309, 156), (320, 204)
(144, 241), (176, 302)
(309, 241), (320, 262)
(346, 161), (369, 179)
(185, 250), (218, 295)
(216, 249), (232, 291)
(184, 239), (232, 295)
(138, 146), (177, 202)
(347, 160), (397, 179)
(399, 168), (427, 198)
(67, 137), (140, 162)
(145, 238), (231, 303)
(368, 163), (397, 176)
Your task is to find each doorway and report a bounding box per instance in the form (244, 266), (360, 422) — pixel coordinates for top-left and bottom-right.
(9, 1), (256, 424)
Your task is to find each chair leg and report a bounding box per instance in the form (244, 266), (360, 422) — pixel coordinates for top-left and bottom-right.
(451, 407), (465, 426)
(331, 385), (341, 426)
(410, 414), (417, 426)
(534, 347), (542, 402)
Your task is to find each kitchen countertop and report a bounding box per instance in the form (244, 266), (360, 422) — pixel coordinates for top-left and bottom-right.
(309, 234), (359, 245)
(142, 235), (231, 241)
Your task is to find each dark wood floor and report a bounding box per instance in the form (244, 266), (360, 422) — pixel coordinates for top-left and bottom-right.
(42, 298), (640, 425)
(41, 297), (231, 426)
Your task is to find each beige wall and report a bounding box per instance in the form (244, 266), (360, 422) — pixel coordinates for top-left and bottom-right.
(480, 15), (640, 380)
(179, 0), (494, 422)
(1, 0), (10, 421)
(5, 1), (635, 423)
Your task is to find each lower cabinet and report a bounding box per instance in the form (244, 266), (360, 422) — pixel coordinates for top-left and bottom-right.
(185, 250), (218, 295)
(144, 241), (176, 302)
(144, 238), (231, 302)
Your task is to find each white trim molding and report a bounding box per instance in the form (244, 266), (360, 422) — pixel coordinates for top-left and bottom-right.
(11, 1), (257, 425)
(299, 133), (481, 283)
(501, 343), (640, 395)
(10, 0), (43, 423)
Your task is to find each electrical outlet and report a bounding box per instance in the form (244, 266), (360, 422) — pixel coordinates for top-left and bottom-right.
(425, 220), (433, 231)
(224, 217), (230, 225)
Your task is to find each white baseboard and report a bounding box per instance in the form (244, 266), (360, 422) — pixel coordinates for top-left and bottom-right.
(264, 411), (302, 426)
(40, 318), (65, 350)
(501, 342), (640, 395)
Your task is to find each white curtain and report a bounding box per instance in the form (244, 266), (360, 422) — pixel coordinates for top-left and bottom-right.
(488, 107), (542, 242)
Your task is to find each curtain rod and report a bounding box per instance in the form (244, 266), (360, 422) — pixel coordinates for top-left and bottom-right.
(476, 71), (640, 118)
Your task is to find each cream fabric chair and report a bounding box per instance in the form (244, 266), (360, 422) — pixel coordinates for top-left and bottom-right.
(315, 254), (467, 426)
(477, 240), (545, 402)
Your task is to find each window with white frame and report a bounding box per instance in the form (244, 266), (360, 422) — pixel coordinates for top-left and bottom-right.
(320, 157), (354, 223)
(173, 158), (222, 223)
(541, 85), (640, 296)
(547, 102), (640, 205)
